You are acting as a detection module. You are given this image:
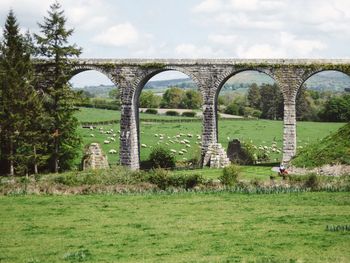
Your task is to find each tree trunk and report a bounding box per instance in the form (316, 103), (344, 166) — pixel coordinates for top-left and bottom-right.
(34, 145), (38, 174)
(54, 139), (59, 173)
(9, 140), (14, 176)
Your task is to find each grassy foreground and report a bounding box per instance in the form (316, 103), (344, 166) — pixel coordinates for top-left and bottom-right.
(1, 192), (349, 262)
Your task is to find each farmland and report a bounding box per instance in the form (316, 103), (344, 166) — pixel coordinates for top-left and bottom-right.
(76, 107), (344, 165)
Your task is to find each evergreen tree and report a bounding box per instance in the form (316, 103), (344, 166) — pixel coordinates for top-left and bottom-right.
(35, 2), (82, 172)
(247, 83), (261, 109)
(0, 10), (47, 175)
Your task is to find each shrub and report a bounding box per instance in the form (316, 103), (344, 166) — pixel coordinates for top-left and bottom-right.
(219, 164), (241, 186)
(145, 108), (158, 114)
(182, 111), (196, 117)
(149, 147), (176, 169)
(304, 173), (320, 190)
(147, 168), (170, 190)
(165, 110), (179, 116)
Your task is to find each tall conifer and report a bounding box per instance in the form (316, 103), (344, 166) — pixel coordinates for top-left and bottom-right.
(0, 10), (47, 175)
(35, 2), (82, 172)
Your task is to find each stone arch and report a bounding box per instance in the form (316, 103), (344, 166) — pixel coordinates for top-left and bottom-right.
(213, 68), (279, 141)
(69, 65), (118, 86)
(129, 66), (202, 167)
(131, 66), (203, 104)
(214, 67), (276, 103)
(298, 68), (350, 95)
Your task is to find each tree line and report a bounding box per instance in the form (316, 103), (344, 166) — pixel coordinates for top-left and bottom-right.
(219, 83), (350, 122)
(0, 3), (81, 176)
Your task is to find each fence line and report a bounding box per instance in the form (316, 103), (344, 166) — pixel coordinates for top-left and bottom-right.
(80, 117), (247, 126)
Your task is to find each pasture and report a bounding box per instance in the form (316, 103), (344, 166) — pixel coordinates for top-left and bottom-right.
(76, 107), (344, 165)
(1, 192), (349, 262)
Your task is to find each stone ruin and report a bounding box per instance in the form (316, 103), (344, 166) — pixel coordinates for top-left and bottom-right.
(226, 139), (253, 165)
(203, 143), (230, 168)
(82, 143), (109, 170)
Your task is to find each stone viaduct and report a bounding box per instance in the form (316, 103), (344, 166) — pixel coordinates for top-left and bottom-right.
(36, 59), (350, 170)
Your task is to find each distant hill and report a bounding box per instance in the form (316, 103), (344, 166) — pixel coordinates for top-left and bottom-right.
(73, 70), (350, 98)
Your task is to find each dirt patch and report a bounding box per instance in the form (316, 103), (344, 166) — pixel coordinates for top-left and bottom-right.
(288, 164), (350, 176)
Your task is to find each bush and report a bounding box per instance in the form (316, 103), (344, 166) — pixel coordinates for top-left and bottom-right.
(147, 169), (205, 190)
(147, 168), (169, 190)
(145, 108), (158, 114)
(182, 111), (196, 117)
(304, 174), (320, 190)
(219, 164), (241, 186)
(149, 147), (176, 169)
(165, 110), (179, 116)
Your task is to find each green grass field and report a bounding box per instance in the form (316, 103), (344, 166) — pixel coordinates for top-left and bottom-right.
(1, 192), (349, 262)
(76, 108), (344, 165)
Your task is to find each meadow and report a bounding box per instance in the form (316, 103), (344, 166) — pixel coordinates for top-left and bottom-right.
(0, 192), (349, 262)
(76, 107), (344, 164)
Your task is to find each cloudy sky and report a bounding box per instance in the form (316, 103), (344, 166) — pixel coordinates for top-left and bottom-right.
(1, 0), (349, 85)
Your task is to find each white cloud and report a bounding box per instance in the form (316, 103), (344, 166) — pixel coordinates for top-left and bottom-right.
(280, 32), (326, 56)
(237, 44), (286, 59)
(92, 23), (139, 47)
(208, 34), (237, 45)
(193, 0), (222, 13)
(236, 32), (327, 59)
(175, 43), (223, 58)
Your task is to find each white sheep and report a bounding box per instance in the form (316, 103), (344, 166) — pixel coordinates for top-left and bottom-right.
(178, 151), (183, 155)
(187, 134), (193, 138)
(186, 144), (191, 148)
(181, 149), (188, 153)
(90, 134), (95, 137)
(170, 149), (177, 153)
(141, 144), (147, 148)
(109, 149), (117, 154)
(183, 139), (190, 144)
(89, 126), (94, 130)
(104, 140), (110, 144)
(110, 137), (116, 142)
(154, 134), (159, 137)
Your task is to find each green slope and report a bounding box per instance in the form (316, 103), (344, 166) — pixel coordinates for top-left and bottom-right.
(292, 123), (350, 167)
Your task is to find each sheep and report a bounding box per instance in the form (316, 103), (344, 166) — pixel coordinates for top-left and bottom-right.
(186, 144), (191, 148)
(90, 134), (95, 137)
(104, 140), (110, 144)
(159, 136), (164, 140)
(170, 149), (176, 153)
(110, 137), (116, 142)
(112, 133), (117, 137)
(154, 133), (159, 137)
(183, 139), (190, 144)
(141, 144), (147, 148)
(181, 149), (188, 153)
(89, 126), (94, 130)
(169, 140), (174, 144)
(109, 149), (117, 154)
(187, 134), (193, 138)
(176, 134), (181, 138)
(178, 151), (184, 155)
(106, 131), (112, 134)
(180, 140), (186, 144)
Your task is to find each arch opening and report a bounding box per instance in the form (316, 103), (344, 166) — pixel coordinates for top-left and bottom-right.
(69, 70), (121, 168)
(135, 70), (203, 169)
(216, 70), (284, 165)
(292, 70), (350, 157)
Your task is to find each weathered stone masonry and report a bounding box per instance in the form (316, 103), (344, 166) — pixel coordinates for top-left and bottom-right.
(35, 59), (350, 170)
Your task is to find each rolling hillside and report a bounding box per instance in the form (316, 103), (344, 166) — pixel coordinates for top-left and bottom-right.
(73, 70), (350, 98)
